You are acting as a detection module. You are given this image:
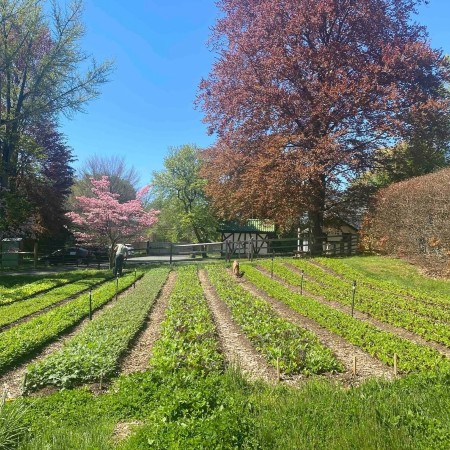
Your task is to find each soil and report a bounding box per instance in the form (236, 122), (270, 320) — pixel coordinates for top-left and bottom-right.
(119, 271), (176, 374)
(198, 269), (278, 383)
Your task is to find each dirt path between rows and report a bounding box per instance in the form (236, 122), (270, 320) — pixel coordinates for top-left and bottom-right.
(0, 281), (140, 400)
(119, 271), (176, 375)
(198, 269), (278, 383)
(283, 264), (450, 359)
(239, 270), (394, 384)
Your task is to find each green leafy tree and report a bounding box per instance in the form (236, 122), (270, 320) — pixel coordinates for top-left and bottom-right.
(0, 0), (112, 191)
(150, 145), (218, 243)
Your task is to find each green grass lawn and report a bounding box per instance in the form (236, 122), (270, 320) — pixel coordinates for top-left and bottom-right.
(336, 255), (450, 296)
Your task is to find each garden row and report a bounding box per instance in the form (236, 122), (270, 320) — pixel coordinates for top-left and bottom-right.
(205, 265), (342, 375)
(0, 271), (102, 306)
(0, 271), (112, 329)
(264, 259), (450, 347)
(243, 263), (449, 373)
(0, 271), (142, 375)
(315, 257), (450, 308)
(24, 267), (169, 391)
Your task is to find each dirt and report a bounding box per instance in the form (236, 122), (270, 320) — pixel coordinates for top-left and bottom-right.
(119, 271), (176, 374)
(198, 269), (278, 383)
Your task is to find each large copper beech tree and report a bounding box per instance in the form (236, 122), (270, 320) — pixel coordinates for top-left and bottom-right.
(197, 0), (450, 248)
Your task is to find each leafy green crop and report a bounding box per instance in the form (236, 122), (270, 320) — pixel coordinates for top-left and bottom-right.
(150, 265), (223, 375)
(206, 265), (342, 375)
(0, 270), (106, 306)
(0, 273), (111, 329)
(0, 273), (141, 375)
(243, 263), (449, 374)
(24, 268), (169, 391)
(276, 259), (450, 347)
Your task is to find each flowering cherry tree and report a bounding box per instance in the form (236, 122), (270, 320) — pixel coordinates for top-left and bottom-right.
(66, 176), (158, 262)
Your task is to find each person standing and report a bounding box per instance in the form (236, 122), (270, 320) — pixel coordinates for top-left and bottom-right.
(113, 243), (128, 277)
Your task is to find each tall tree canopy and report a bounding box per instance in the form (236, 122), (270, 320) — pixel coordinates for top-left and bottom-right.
(0, 0), (112, 191)
(150, 144), (218, 243)
(197, 0), (450, 247)
(72, 155), (140, 204)
(0, 0), (112, 240)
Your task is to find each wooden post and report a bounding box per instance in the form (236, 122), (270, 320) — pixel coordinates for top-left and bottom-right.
(89, 289), (92, 320)
(301, 269), (304, 295)
(351, 280), (357, 317)
(276, 357), (280, 382)
(352, 355), (357, 376)
(22, 373), (27, 394)
(169, 243), (173, 265)
(134, 267), (136, 288)
(394, 353), (398, 376)
(116, 276), (119, 301)
(271, 250), (274, 278)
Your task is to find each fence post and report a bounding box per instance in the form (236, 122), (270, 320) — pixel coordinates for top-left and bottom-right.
(170, 243), (173, 265)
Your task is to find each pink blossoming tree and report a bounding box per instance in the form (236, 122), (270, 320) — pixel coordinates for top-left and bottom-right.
(66, 176), (158, 264)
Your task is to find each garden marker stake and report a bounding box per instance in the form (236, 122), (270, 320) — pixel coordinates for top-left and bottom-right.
(116, 276), (119, 301)
(89, 289), (92, 320)
(352, 355), (357, 376)
(134, 268), (136, 288)
(276, 357), (280, 382)
(351, 280), (357, 317)
(301, 269), (304, 295)
(271, 250), (274, 278)
(394, 353), (398, 376)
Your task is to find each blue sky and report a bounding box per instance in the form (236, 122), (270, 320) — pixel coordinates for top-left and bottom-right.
(60, 0), (450, 187)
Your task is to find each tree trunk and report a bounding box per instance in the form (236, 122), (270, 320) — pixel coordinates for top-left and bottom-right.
(308, 175), (327, 256)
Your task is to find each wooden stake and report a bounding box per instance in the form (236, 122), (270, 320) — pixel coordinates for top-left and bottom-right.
(89, 289), (92, 320)
(352, 355), (357, 376)
(394, 353), (398, 376)
(276, 357), (280, 382)
(301, 270), (304, 295)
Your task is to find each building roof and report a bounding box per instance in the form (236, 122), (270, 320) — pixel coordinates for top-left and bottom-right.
(218, 219), (276, 233)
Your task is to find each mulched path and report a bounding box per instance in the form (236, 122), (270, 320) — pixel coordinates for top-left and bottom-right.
(198, 269), (278, 383)
(119, 271), (176, 375)
(0, 281), (140, 399)
(241, 268), (394, 384)
(283, 264), (450, 359)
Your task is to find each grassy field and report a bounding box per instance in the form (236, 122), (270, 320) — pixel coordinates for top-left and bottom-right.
(1, 257), (449, 449)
